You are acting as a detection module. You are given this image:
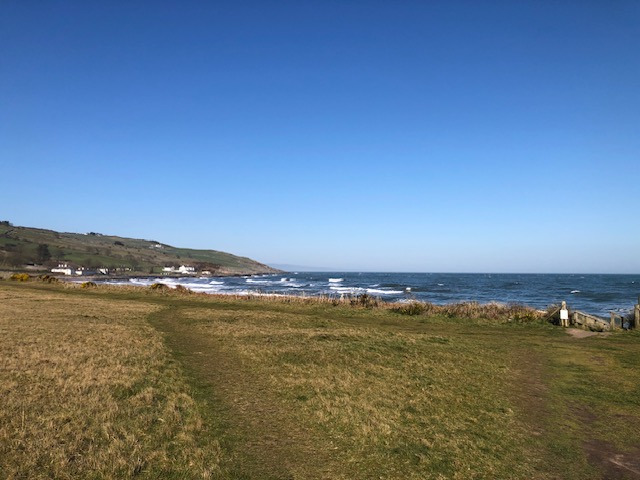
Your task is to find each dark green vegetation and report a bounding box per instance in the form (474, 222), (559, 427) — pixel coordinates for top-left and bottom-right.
(2, 280), (640, 479)
(0, 222), (278, 275)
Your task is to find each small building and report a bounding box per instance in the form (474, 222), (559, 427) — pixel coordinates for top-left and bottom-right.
(51, 263), (73, 276)
(75, 268), (96, 276)
(178, 265), (195, 274)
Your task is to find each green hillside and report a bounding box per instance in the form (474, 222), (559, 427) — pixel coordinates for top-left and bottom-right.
(0, 221), (280, 275)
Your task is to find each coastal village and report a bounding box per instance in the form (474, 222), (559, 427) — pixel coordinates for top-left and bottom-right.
(1, 223), (279, 278)
(50, 263), (205, 276)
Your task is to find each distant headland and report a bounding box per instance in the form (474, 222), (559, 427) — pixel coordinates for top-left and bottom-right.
(0, 221), (281, 277)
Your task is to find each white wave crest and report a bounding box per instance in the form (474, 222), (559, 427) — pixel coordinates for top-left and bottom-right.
(246, 279), (272, 284)
(129, 278), (159, 286)
(328, 278), (343, 283)
(366, 288), (404, 295)
(330, 286), (365, 294)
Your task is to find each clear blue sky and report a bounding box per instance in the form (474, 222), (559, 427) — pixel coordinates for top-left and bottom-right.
(2, 1), (638, 273)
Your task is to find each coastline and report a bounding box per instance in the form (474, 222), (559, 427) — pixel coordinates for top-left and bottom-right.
(3, 270), (637, 319)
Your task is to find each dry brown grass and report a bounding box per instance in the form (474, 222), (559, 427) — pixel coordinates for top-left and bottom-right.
(3, 282), (640, 479)
(0, 286), (223, 479)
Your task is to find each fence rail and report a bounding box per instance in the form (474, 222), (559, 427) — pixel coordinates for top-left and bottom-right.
(551, 296), (640, 331)
(571, 311), (612, 331)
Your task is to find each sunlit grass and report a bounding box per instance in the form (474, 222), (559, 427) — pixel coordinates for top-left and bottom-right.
(0, 286), (223, 479)
(2, 281), (640, 479)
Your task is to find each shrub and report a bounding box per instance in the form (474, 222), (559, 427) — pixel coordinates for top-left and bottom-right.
(149, 283), (168, 290)
(508, 307), (544, 323)
(392, 300), (544, 322)
(37, 275), (59, 284)
(81, 281), (97, 288)
(393, 302), (428, 316)
(350, 293), (379, 308)
(9, 273), (30, 282)
(174, 284), (192, 295)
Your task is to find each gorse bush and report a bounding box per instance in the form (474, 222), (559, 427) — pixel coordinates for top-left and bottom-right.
(149, 283), (168, 290)
(9, 273), (30, 282)
(81, 281), (97, 289)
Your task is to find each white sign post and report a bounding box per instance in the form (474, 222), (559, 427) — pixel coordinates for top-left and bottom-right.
(560, 301), (569, 327)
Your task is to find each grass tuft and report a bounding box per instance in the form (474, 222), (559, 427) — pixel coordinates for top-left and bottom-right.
(393, 300), (545, 322)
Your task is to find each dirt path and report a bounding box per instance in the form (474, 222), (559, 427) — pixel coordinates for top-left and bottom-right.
(149, 306), (340, 480)
(511, 344), (640, 480)
(514, 332), (640, 480)
(565, 328), (611, 339)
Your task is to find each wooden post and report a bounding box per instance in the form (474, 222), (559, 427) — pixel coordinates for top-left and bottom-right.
(635, 301), (639, 329)
(610, 312), (616, 331)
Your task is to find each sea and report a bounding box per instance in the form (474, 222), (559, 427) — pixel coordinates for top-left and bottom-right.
(95, 272), (640, 318)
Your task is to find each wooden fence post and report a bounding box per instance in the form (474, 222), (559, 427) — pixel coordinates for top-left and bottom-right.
(610, 312), (616, 331)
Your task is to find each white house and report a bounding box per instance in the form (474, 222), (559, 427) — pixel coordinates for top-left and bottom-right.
(51, 263), (73, 276)
(162, 265), (196, 274)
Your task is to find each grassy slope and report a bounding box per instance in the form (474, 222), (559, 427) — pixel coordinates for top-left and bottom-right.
(2, 281), (640, 479)
(0, 224), (278, 274)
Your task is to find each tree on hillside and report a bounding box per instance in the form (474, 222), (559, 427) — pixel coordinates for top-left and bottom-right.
(37, 244), (51, 263)
(85, 257), (101, 269)
(6, 251), (26, 267)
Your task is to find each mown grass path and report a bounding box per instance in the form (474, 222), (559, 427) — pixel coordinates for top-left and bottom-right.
(142, 297), (552, 479)
(149, 305), (341, 479)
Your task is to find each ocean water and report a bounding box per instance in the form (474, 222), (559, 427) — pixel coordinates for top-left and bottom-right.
(96, 272), (640, 318)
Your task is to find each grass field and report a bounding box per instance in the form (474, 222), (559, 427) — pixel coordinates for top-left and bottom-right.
(1, 281), (640, 479)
